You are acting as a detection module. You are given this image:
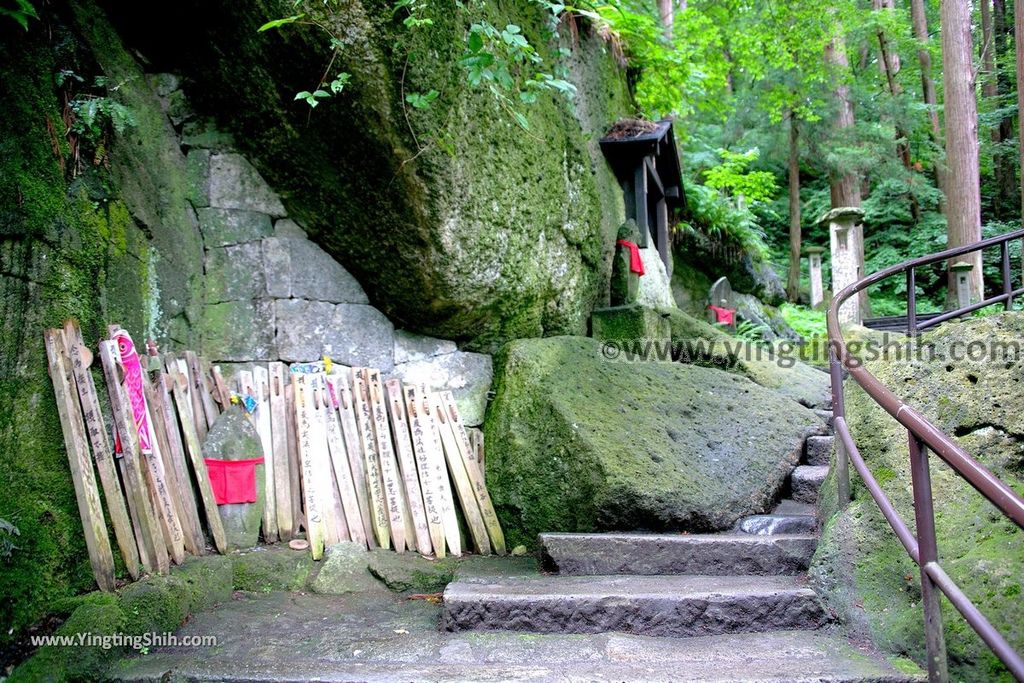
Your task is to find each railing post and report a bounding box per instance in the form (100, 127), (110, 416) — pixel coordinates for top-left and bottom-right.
(829, 347), (850, 506)
(907, 267), (918, 336)
(908, 432), (949, 683)
(1000, 241), (1012, 311)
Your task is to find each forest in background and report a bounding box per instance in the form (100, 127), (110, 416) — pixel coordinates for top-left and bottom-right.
(618, 0), (1024, 325)
(8, 0), (1016, 325)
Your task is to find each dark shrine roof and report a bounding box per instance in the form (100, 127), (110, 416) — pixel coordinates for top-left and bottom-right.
(599, 118), (685, 210)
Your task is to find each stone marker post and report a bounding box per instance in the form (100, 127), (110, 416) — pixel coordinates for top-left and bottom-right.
(950, 261), (975, 310)
(819, 207), (865, 325)
(805, 246), (825, 308)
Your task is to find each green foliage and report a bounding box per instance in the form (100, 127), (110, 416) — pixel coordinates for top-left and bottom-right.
(0, 517), (20, 560)
(260, 0), (575, 133)
(256, 5), (351, 109)
(405, 88), (438, 109)
(0, 0), (37, 30)
(734, 318), (770, 343)
(257, 14), (304, 31)
(458, 16), (576, 127)
(54, 70), (136, 173)
(703, 148), (777, 202)
(678, 179), (769, 258)
(594, 1), (731, 120)
(779, 303), (826, 340)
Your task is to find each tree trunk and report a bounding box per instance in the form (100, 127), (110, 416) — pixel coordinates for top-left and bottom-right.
(874, 0), (918, 221)
(787, 113), (802, 303)
(658, 0), (674, 39)
(981, 0), (1009, 218)
(1017, 0), (1024, 219)
(910, 0), (947, 213)
(993, 0), (1016, 218)
(824, 32), (870, 315)
(941, 0), (984, 303)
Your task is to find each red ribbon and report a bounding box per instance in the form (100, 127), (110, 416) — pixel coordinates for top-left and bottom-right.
(616, 239), (645, 276)
(708, 305), (736, 325)
(205, 458), (264, 505)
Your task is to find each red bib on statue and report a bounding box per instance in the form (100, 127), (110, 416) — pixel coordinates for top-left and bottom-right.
(205, 458), (264, 505)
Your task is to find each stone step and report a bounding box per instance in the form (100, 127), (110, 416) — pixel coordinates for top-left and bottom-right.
(539, 532), (818, 576)
(814, 409), (835, 432)
(113, 624), (923, 682)
(736, 514), (818, 535)
(443, 574), (829, 637)
(791, 465), (830, 504)
(805, 435), (834, 466)
(773, 499), (816, 516)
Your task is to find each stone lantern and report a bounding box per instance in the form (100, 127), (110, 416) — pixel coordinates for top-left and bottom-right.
(818, 207), (865, 325)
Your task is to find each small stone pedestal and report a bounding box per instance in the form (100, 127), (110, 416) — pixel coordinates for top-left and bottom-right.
(950, 261), (976, 310)
(591, 305), (671, 346)
(804, 246), (825, 309)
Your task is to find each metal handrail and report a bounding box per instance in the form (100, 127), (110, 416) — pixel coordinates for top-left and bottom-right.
(826, 228), (1024, 682)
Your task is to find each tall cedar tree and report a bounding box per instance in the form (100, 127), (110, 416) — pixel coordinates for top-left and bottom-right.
(909, 0), (946, 213)
(941, 0), (984, 302)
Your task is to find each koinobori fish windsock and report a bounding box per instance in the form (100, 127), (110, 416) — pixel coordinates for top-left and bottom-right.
(113, 330), (154, 455)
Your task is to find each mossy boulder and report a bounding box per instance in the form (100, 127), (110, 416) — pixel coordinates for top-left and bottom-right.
(231, 546), (317, 593)
(811, 313), (1024, 681)
(660, 307), (830, 408)
(590, 305), (671, 345)
(308, 542), (381, 594)
(9, 556), (232, 682)
(484, 336), (822, 547)
(365, 549), (457, 593)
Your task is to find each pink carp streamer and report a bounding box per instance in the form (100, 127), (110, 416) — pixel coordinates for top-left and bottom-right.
(112, 330), (154, 455)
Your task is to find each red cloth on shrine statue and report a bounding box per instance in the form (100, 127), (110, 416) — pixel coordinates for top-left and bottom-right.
(708, 305), (736, 325)
(615, 239), (645, 276)
(205, 457), (264, 505)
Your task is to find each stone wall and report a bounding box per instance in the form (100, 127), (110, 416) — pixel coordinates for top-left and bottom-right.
(101, 0), (634, 350)
(169, 86), (493, 425)
(0, 2), (490, 648)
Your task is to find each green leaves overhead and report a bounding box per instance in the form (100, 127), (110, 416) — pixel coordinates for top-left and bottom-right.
(703, 149), (778, 203)
(257, 14), (305, 32)
(0, 0), (37, 30)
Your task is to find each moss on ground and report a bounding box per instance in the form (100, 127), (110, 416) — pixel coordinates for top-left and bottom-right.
(231, 547), (317, 593)
(8, 556), (232, 682)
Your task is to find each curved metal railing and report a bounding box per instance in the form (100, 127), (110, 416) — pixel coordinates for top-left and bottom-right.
(826, 228), (1024, 682)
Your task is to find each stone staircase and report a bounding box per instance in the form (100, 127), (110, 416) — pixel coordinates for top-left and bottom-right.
(442, 409), (920, 682)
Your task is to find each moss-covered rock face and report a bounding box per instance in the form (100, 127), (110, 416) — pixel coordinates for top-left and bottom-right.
(104, 0), (631, 350)
(811, 313), (1024, 682)
(0, 3), (204, 647)
(673, 239), (786, 308)
(484, 336), (822, 547)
